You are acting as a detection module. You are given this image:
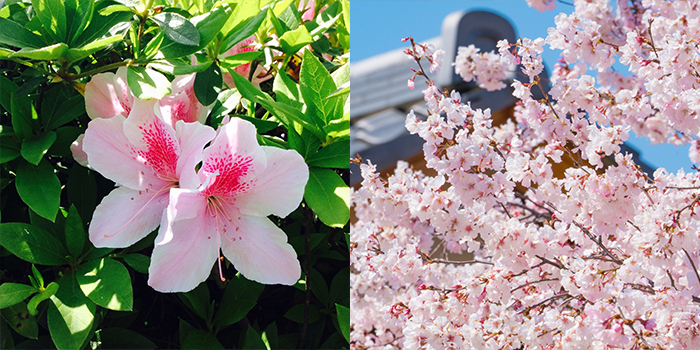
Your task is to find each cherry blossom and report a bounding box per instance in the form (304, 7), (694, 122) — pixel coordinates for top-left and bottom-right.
(148, 118), (308, 292)
(351, 1), (700, 347)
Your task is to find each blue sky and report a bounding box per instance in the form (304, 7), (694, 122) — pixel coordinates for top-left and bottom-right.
(351, 0), (692, 173)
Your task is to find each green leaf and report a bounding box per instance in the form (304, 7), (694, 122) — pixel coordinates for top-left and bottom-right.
(213, 273), (264, 327)
(1, 301), (38, 339)
(324, 111), (349, 140)
(309, 268), (329, 307)
(232, 115), (279, 134)
(283, 303), (321, 323)
(179, 283), (210, 320)
(16, 159), (61, 222)
(65, 34), (122, 64)
(221, 8), (267, 53)
(97, 328), (157, 349)
(48, 272), (96, 350)
(182, 329), (224, 350)
(299, 49), (339, 124)
(279, 25), (313, 55)
(71, 1), (132, 48)
(194, 62), (222, 106)
(152, 12), (200, 46)
(330, 266), (349, 306)
(67, 165), (97, 224)
(0, 283), (38, 309)
(304, 168), (349, 228)
(272, 69), (303, 109)
(0, 17), (46, 49)
(229, 70), (324, 139)
(76, 258), (133, 311)
(143, 31), (164, 59)
(127, 66), (172, 100)
(27, 281), (59, 316)
(20, 131), (57, 165)
(0, 314), (15, 349)
(306, 139), (349, 168)
(171, 60), (213, 75)
(65, 0), (94, 43)
(31, 0), (67, 42)
(220, 51), (262, 69)
(11, 93), (36, 140)
(122, 253), (150, 274)
(0, 223), (69, 265)
(0, 75), (19, 113)
(46, 94), (85, 130)
(0, 134), (21, 164)
(262, 322), (278, 350)
(335, 304), (350, 343)
(64, 205), (86, 258)
(158, 5), (231, 58)
(9, 43), (69, 60)
(97, 4), (132, 16)
(242, 326), (267, 350)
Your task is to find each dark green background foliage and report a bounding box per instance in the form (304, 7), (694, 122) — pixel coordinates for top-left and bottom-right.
(0, 0), (350, 348)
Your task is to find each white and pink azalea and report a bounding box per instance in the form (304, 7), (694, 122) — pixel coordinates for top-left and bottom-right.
(157, 73), (212, 129)
(148, 118), (308, 292)
(83, 99), (216, 248)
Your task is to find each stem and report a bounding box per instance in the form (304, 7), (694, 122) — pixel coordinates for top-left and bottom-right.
(67, 60), (131, 81)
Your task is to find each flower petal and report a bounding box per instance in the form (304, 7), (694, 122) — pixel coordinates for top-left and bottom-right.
(123, 99), (180, 181)
(83, 115), (161, 190)
(221, 215), (301, 285)
(200, 118), (266, 197)
(89, 186), (168, 248)
(158, 73), (210, 127)
(175, 120), (216, 189)
(84, 68), (132, 119)
(70, 134), (89, 167)
(236, 146), (309, 217)
(148, 189), (218, 292)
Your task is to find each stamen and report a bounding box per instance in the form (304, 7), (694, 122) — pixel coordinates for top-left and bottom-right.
(218, 251), (226, 282)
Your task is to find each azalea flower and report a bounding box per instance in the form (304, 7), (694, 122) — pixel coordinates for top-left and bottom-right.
(84, 67), (135, 120)
(83, 100), (216, 248)
(157, 73), (212, 128)
(221, 36), (273, 89)
(148, 118), (308, 292)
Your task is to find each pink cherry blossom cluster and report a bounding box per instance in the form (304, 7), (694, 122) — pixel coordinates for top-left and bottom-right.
(74, 66), (308, 293)
(351, 1), (700, 348)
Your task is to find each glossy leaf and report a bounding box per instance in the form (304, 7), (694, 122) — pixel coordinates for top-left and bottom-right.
(213, 273), (264, 327)
(335, 304), (350, 343)
(0, 17), (46, 49)
(9, 43), (69, 60)
(71, 1), (132, 47)
(1, 301), (38, 339)
(127, 66), (172, 100)
(220, 51), (262, 69)
(27, 281), (59, 316)
(307, 139), (349, 168)
(283, 303), (321, 323)
(182, 329), (224, 350)
(64, 0), (94, 43)
(122, 253), (150, 274)
(158, 5), (231, 58)
(304, 168), (350, 228)
(16, 159), (61, 222)
(64, 205), (86, 258)
(65, 34), (122, 64)
(31, 0), (67, 42)
(194, 62), (222, 106)
(11, 93), (36, 140)
(152, 12), (200, 46)
(76, 258), (133, 311)
(299, 50), (339, 124)
(0, 283), (37, 309)
(221, 8), (267, 52)
(242, 326), (267, 350)
(20, 131), (57, 165)
(0, 223), (68, 265)
(48, 272), (96, 350)
(279, 25), (313, 55)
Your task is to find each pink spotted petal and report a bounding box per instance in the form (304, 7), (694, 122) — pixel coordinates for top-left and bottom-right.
(199, 118), (266, 197)
(175, 120), (216, 189)
(83, 116), (163, 190)
(236, 146), (309, 217)
(221, 215), (301, 285)
(158, 73), (210, 128)
(89, 187), (169, 248)
(84, 67), (132, 119)
(123, 100), (180, 182)
(148, 189), (218, 292)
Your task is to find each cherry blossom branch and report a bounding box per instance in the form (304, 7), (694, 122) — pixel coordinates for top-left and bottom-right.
(511, 278), (560, 293)
(428, 259), (494, 266)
